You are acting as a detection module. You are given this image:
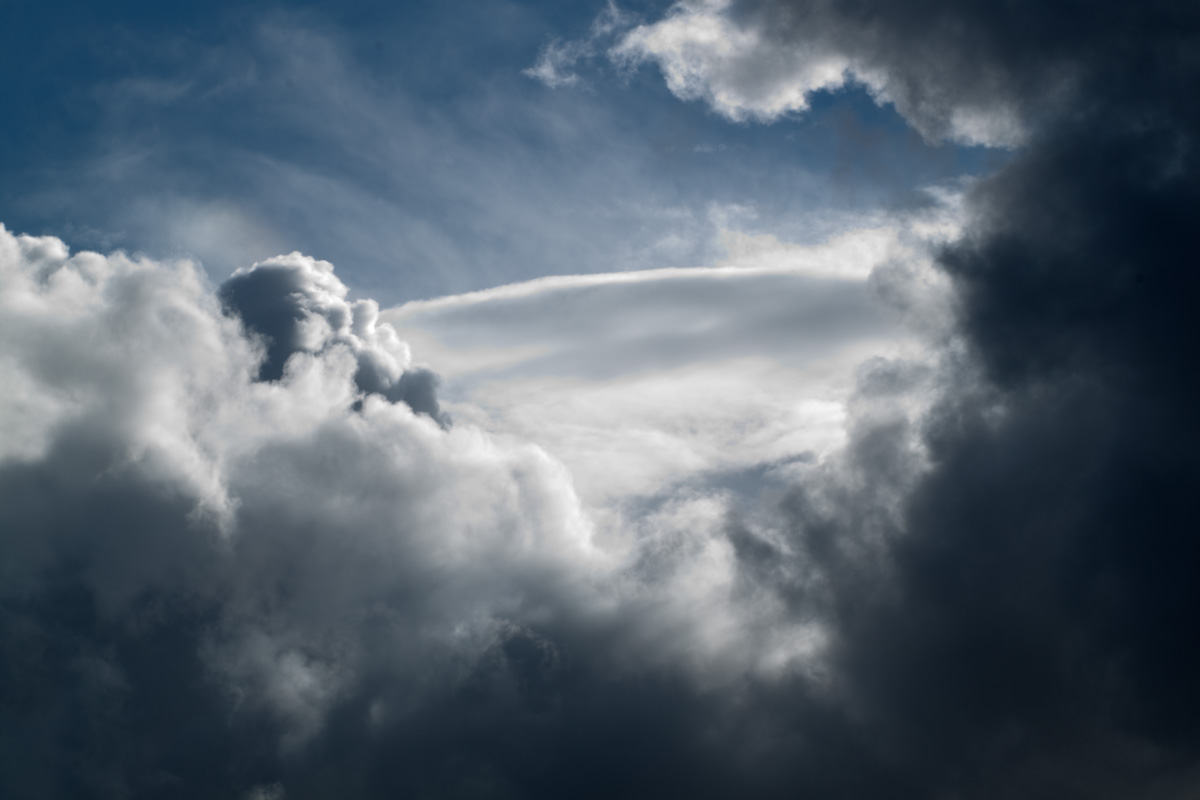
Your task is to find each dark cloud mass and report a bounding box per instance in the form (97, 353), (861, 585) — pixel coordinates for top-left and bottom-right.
(2, 1), (1199, 798)
(739, 0), (1200, 795)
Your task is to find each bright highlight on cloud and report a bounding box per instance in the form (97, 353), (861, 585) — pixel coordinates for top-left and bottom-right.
(612, 0), (860, 121)
(382, 209), (955, 510)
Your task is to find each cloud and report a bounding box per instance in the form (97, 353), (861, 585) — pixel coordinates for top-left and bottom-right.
(523, 1), (633, 88)
(609, 0), (1040, 146)
(687, 0), (1200, 796)
(524, 39), (591, 88)
(4, 0), (1200, 796)
(528, 0), (1200, 796)
(0, 224), (583, 794)
(0, 224), (863, 798)
(218, 252), (449, 425)
(381, 212), (952, 509)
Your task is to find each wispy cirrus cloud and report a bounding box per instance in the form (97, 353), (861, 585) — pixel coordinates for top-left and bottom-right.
(382, 207), (956, 517)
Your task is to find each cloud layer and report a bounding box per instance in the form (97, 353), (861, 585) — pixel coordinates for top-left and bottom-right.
(3, 0), (1200, 797)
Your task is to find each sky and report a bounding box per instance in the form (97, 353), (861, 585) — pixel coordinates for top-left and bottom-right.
(1, 1), (1198, 799)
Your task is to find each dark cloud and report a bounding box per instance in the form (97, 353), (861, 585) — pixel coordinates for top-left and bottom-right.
(739, 0), (1200, 144)
(710, 0), (1200, 796)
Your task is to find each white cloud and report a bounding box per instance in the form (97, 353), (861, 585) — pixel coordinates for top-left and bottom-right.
(611, 0), (854, 121)
(608, 0), (1026, 146)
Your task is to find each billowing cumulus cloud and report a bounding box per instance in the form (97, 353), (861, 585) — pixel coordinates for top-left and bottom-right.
(0, 227), (570, 789)
(0, 224), (853, 798)
(218, 252), (449, 424)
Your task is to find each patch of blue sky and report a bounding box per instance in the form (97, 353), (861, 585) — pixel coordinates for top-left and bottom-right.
(0, 0), (1004, 305)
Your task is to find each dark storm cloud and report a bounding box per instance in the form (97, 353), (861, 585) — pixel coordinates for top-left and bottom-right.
(735, 0), (1200, 143)
(617, 0), (1197, 147)
(693, 0), (1200, 796)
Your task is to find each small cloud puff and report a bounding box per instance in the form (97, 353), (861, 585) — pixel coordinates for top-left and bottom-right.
(219, 251), (449, 426)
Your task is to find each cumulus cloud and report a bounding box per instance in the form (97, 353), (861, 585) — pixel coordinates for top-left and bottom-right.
(531, 0), (1038, 146)
(218, 252), (449, 425)
(701, 0), (1200, 796)
(0, 225), (586, 793)
(0, 224), (863, 798)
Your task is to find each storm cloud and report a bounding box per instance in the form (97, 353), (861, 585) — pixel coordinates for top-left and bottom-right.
(691, 0), (1200, 796)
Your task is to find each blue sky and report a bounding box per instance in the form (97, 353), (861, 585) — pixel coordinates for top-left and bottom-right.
(0, 0), (997, 304)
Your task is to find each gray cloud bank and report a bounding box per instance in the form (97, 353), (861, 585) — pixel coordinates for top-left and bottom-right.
(3, 1), (1200, 799)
